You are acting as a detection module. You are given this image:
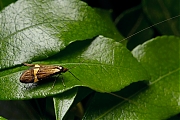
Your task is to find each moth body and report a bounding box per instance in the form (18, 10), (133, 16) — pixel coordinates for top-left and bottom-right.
(20, 63), (68, 83)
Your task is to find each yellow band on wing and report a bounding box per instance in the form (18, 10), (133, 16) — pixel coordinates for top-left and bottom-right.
(33, 67), (39, 82)
(35, 64), (40, 67)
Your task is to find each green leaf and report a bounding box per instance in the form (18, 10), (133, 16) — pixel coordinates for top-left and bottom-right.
(63, 36), (150, 93)
(0, 36), (149, 100)
(83, 36), (180, 119)
(0, 0), (121, 69)
(142, 0), (180, 36)
(0, 0), (17, 11)
(0, 116), (7, 120)
(130, 36), (179, 119)
(53, 88), (78, 120)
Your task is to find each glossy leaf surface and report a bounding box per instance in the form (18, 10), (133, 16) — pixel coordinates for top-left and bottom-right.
(83, 36), (180, 119)
(0, 36), (149, 99)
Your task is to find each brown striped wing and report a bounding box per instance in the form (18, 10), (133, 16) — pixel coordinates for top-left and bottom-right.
(20, 69), (34, 83)
(36, 66), (61, 80)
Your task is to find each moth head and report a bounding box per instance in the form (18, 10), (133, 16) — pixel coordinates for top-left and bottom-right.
(58, 66), (68, 73)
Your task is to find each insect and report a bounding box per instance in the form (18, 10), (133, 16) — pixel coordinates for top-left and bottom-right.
(20, 63), (79, 87)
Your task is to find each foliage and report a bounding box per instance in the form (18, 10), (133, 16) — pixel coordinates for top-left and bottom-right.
(0, 0), (179, 119)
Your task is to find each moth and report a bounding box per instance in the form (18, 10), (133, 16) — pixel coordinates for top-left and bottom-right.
(20, 63), (78, 86)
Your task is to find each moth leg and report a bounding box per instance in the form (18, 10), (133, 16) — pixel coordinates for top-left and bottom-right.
(52, 74), (66, 88)
(52, 78), (57, 88)
(23, 63), (35, 67)
(61, 76), (66, 87)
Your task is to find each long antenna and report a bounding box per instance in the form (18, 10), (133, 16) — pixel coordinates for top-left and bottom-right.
(68, 70), (81, 81)
(108, 92), (138, 106)
(66, 59), (87, 81)
(119, 14), (180, 43)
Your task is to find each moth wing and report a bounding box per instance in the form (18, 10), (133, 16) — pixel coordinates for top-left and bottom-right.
(36, 67), (61, 80)
(20, 69), (34, 83)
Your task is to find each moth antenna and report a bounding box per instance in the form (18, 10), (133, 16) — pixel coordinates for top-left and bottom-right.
(108, 92), (138, 106)
(67, 59), (87, 81)
(68, 70), (80, 81)
(119, 14), (180, 43)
